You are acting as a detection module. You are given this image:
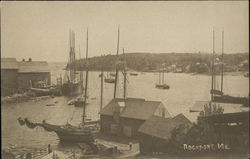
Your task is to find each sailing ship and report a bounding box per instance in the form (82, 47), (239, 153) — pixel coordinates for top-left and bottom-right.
(62, 30), (81, 96)
(20, 29), (99, 143)
(74, 46), (89, 107)
(104, 72), (115, 83)
(155, 65), (170, 89)
(210, 30), (249, 106)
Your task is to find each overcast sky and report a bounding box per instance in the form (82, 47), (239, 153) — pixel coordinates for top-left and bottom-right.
(1, 1), (249, 62)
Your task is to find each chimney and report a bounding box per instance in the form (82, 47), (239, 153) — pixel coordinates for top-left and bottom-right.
(29, 58), (32, 62)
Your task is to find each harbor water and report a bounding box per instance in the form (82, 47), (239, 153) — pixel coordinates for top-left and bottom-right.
(2, 62), (249, 150)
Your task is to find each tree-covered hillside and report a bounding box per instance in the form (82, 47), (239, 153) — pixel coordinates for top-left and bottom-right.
(70, 52), (249, 73)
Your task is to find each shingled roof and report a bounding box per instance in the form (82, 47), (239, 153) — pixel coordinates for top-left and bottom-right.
(138, 114), (192, 140)
(1, 58), (18, 69)
(100, 98), (169, 120)
(18, 61), (50, 73)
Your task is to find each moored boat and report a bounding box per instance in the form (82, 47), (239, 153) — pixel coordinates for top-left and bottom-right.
(104, 78), (115, 83)
(155, 84), (170, 89)
(62, 30), (81, 96)
(20, 29), (99, 144)
(155, 65), (170, 90)
(130, 72), (138, 76)
(210, 30), (248, 106)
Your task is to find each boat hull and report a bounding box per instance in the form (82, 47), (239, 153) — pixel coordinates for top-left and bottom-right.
(42, 122), (94, 143)
(74, 100), (88, 107)
(55, 131), (94, 143)
(104, 79), (115, 83)
(62, 82), (81, 96)
(155, 84), (170, 89)
(213, 95), (249, 106)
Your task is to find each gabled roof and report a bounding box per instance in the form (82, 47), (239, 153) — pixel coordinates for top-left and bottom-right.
(100, 98), (165, 120)
(1, 58), (18, 69)
(172, 113), (192, 125)
(18, 61), (50, 73)
(138, 114), (192, 140)
(120, 100), (162, 120)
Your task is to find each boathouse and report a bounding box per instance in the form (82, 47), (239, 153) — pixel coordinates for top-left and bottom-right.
(1, 58), (19, 96)
(1, 58), (51, 95)
(17, 59), (51, 90)
(100, 98), (171, 138)
(138, 114), (192, 154)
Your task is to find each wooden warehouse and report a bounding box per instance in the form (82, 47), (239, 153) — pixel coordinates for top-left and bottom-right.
(17, 59), (51, 90)
(100, 98), (171, 138)
(1, 58), (19, 96)
(1, 58), (51, 95)
(138, 114), (192, 154)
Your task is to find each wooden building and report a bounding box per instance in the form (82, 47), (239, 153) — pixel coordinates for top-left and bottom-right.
(100, 98), (171, 138)
(17, 60), (51, 90)
(1, 58), (19, 96)
(138, 114), (192, 154)
(197, 111), (249, 152)
(1, 58), (51, 95)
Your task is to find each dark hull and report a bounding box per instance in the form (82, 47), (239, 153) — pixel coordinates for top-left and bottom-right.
(155, 84), (170, 89)
(31, 88), (61, 97)
(74, 100), (88, 107)
(104, 79), (115, 83)
(42, 122), (94, 143)
(62, 82), (81, 96)
(55, 131), (94, 143)
(213, 95), (249, 106)
(130, 73), (138, 76)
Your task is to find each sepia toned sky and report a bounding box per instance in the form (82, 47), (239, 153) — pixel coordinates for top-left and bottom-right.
(1, 1), (249, 62)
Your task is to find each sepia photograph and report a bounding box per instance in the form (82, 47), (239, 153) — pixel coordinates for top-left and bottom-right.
(1, 1), (249, 159)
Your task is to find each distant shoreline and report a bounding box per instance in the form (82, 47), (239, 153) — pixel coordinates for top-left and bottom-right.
(67, 69), (248, 77)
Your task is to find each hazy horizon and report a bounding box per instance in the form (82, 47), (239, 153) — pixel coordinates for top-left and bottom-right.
(1, 1), (249, 62)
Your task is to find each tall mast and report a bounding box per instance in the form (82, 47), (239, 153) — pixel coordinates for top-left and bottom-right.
(82, 28), (89, 126)
(211, 28), (215, 101)
(123, 48), (127, 100)
(114, 27), (120, 99)
(79, 47), (83, 95)
(221, 29), (224, 93)
(159, 70), (161, 84)
(69, 30), (76, 82)
(100, 57), (104, 115)
(162, 65), (165, 84)
(69, 29), (72, 82)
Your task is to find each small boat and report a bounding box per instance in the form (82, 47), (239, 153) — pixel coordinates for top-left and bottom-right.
(155, 84), (170, 89)
(104, 78), (115, 83)
(74, 97), (89, 107)
(104, 72), (115, 83)
(130, 72), (138, 76)
(244, 72), (249, 77)
(46, 103), (56, 106)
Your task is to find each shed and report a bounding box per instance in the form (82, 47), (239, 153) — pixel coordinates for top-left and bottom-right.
(1, 58), (19, 96)
(138, 114), (192, 154)
(100, 98), (170, 138)
(17, 61), (51, 89)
